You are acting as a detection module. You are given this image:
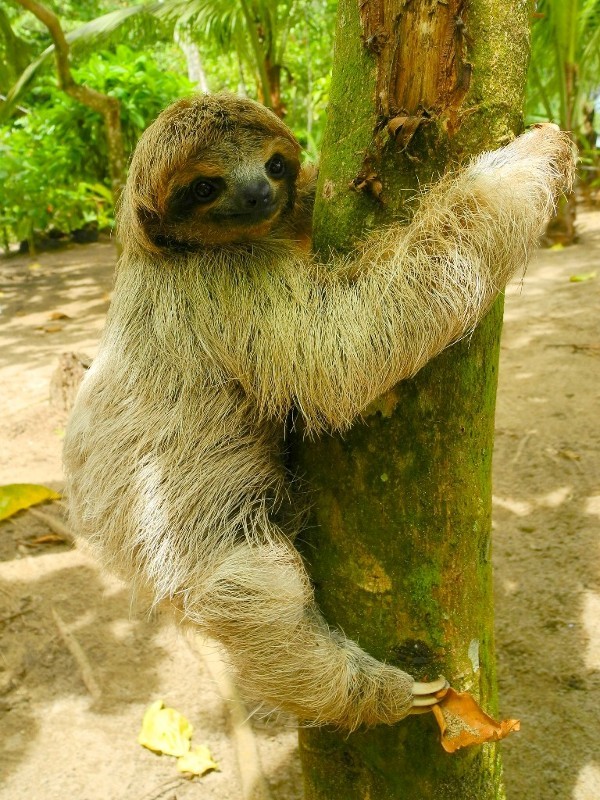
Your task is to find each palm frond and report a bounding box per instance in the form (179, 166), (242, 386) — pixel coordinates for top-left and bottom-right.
(157, 0), (246, 41)
(527, 0), (600, 129)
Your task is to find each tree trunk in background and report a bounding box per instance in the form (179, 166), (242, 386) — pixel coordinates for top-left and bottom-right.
(289, 1), (530, 798)
(543, 192), (577, 245)
(174, 27), (210, 93)
(66, 82), (125, 204)
(0, 7), (33, 85)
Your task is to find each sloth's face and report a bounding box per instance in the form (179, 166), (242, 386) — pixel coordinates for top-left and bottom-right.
(159, 134), (301, 247)
(127, 95), (303, 251)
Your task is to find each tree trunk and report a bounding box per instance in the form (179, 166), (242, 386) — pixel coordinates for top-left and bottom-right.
(542, 191), (577, 245)
(65, 82), (126, 204)
(174, 27), (210, 93)
(0, 7), (33, 82)
(289, 1), (530, 798)
(265, 57), (285, 118)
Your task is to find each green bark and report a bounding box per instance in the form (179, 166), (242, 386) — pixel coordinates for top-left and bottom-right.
(290, 1), (530, 798)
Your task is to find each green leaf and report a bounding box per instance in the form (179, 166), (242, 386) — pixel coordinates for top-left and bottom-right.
(0, 483), (61, 521)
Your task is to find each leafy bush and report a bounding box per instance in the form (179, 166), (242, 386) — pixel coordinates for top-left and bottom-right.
(0, 45), (192, 249)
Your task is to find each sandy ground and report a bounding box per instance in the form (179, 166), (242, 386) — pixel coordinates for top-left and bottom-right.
(0, 214), (599, 800)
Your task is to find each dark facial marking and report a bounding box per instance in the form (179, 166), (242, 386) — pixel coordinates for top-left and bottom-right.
(192, 178), (222, 203)
(166, 176), (225, 222)
(266, 154), (286, 179)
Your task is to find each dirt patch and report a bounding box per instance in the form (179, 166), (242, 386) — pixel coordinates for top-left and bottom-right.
(494, 211), (600, 800)
(1, 216), (599, 799)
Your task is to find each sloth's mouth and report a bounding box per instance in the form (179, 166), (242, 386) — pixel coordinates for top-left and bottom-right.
(216, 204), (280, 223)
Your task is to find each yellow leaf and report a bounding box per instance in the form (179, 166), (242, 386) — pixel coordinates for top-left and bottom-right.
(0, 484), (61, 521)
(569, 271), (597, 282)
(177, 744), (219, 777)
(28, 262), (42, 270)
(138, 700), (193, 757)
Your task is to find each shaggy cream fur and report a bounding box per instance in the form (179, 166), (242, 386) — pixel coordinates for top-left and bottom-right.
(64, 95), (574, 730)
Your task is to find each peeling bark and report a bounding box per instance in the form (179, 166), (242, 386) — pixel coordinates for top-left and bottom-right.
(359, 0), (471, 144)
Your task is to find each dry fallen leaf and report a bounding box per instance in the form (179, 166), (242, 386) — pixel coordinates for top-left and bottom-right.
(49, 311), (71, 320)
(432, 688), (520, 753)
(558, 449), (580, 461)
(177, 744), (219, 777)
(139, 701), (218, 780)
(387, 113), (423, 148)
(25, 534), (66, 547)
(138, 700), (193, 757)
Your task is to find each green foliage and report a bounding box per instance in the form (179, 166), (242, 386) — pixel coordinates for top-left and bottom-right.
(161, 0), (336, 155)
(0, 4), (167, 121)
(0, 45), (192, 247)
(279, 2), (335, 155)
(71, 44), (192, 151)
(527, 0), (600, 138)
(0, 0), (336, 248)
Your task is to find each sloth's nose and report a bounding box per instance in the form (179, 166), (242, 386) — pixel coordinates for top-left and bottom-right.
(242, 179), (273, 208)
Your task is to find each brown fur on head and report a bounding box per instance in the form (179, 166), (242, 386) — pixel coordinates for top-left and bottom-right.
(119, 93), (304, 254)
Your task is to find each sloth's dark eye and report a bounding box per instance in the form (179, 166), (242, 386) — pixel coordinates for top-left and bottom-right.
(266, 155), (286, 178)
(191, 179), (219, 203)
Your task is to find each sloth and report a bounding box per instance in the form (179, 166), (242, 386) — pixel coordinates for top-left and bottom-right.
(64, 93), (574, 731)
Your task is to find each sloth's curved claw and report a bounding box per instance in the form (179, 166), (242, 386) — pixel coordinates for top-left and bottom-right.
(413, 676), (448, 696)
(410, 676), (449, 711)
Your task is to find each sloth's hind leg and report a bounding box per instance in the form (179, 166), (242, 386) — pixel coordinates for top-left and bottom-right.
(186, 538), (442, 729)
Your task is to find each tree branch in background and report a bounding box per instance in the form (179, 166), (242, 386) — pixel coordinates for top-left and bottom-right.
(13, 0), (126, 204)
